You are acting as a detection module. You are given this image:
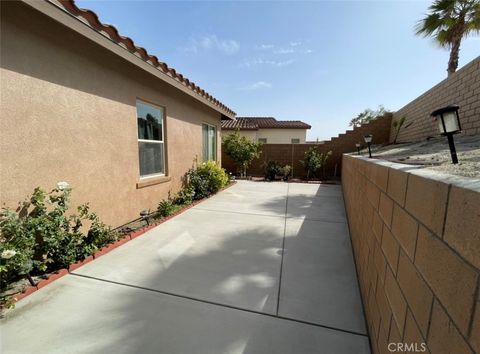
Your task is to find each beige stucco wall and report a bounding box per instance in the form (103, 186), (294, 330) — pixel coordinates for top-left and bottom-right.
(0, 1), (223, 227)
(221, 129), (306, 144)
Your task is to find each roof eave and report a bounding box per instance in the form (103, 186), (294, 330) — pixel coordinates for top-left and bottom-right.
(23, 0), (236, 119)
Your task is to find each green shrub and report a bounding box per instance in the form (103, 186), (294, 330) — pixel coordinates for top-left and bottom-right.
(263, 160), (281, 181)
(174, 186), (195, 206)
(223, 129), (262, 177)
(281, 165), (292, 180)
(0, 185), (115, 293)
(301, 147), (323, 179)
(158, 199), (176, 217)
(186, 161), (229, 199)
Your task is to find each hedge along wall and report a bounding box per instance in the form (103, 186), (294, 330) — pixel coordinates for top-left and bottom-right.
(222, 115), (392, 178)
(391, 57), (480, 143)
(342, 154), (480, 354)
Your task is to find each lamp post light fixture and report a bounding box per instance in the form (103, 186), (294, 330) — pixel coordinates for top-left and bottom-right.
(140, 209), (150, 225)
(431, 105), (461, 164)
(363, 134), (373, 158)
(355, 143), (361, 155)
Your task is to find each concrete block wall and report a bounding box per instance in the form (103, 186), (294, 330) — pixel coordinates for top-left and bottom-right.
(342, 154), (480, 354)
(391, 57), (480, 143)
(221, 115), (392, 178)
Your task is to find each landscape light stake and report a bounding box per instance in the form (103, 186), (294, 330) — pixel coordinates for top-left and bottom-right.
(355, 143), (361, 155)
(140, 209), (150, 225)
(431, 105), (461, 164)
(363, 135), (373, 158)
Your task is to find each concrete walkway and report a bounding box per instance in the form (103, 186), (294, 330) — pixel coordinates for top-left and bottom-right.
(1, 181), (369, 354)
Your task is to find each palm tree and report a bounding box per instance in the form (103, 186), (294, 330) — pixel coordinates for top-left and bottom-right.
(416, 0), (480, 76)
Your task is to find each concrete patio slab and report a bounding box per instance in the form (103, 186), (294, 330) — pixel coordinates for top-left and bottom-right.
(194, 187), (287, 217)
(1, 181), (369, 353)
(278, 218), (366, 334)
(74, 209), (285, 314)
(0, 276), (370, 354)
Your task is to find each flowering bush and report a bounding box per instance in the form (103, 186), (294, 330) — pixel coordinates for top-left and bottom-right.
(185, 161), (229, 199)
(0, 185), (116, 295)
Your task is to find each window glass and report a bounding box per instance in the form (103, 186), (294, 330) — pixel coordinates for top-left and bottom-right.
(291, 138), (300, 144)
(137, 102), (163, 141)
(258, 138), (267, 144)
(137, 100), (165, 176)
(202, 124), (216, 161)
(138, 142), (164, 176)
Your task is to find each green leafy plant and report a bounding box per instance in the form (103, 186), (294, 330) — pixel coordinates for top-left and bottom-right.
(263, 160), (281, 181)
(301, 147), (323, 179)
(186, 161), (229, 199)
(320, 151), (333, 179)
(392, 116), (413, 144)
(174, 186), (195, 206)
(223, 129), (261, 177)
(0, 185), (115, 300)
(300, 148), (332, 180)
(280, 165), (292, 181)
(158, 199), (176, 217)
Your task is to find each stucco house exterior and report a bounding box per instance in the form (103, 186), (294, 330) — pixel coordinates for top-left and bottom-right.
(0, 0), (235, 227)
(221, 117), (311, 144)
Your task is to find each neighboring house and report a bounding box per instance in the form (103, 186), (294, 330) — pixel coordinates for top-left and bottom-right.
(221, 117), (311, 144)
(0, 0), (235, 227)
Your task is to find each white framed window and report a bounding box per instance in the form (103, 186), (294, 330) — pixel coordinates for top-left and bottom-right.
(137, 100), (165, 177)
(202, 123), (216, 161)
(291, 138), (300, 144)
(258, 138), (267, 144)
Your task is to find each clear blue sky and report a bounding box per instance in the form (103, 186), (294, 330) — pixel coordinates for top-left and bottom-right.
(77, 0), (479, 140)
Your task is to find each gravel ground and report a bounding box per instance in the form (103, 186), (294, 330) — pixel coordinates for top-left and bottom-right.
(365, 135), (480, 179)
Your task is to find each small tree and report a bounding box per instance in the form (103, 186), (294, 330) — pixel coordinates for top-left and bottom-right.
(416, 0), (480, 76)
(349, 105), (389, 127)
(392, 116), (413, 144)
(223, 129), (261, 177)
(301, 147), (322, 179)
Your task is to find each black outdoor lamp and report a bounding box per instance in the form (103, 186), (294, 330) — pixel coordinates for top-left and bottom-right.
(363, 134), (373, 158)
(140, 209), (150, 225)
(431, 105), (461, 164)
(355, 143), (361, 155)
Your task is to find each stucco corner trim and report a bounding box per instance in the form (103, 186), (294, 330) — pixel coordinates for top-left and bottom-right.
(136, 176), (172, 189)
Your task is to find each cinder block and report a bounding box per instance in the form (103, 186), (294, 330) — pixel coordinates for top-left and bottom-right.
(415, 225), (478, 335)
(397, 251), (433, 336)
(374, 240), (387, 284)
(391, 204), (419, 260)
(372, 211), (384, 242)
(382, 225), (400, 275)
(444, 186), (480, 269)
(376, 279), (393, 336)
(387, 168), (408, 207)
(367, 180), (381, 210)
(403, 310), (429, 354)
(385, 266), (407, 335)
(405, 174), (449, 236)
(427, 300), (473, 354)
(379, 192), (394, 228)
(470, 300), (480, 353)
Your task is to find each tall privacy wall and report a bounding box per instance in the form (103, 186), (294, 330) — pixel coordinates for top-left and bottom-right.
(222, 115), (392, 178)
(391, 57), (480, 143)
(342, 154), (480, 354)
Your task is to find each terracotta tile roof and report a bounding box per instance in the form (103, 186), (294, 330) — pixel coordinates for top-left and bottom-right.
(54, 0), (235, 117)
(222, 117), (311, 130)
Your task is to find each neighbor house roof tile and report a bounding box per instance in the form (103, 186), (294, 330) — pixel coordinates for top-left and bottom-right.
(222, 117), (311, 130)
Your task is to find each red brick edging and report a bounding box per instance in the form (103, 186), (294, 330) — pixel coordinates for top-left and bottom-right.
(10, 182), (236, 304)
